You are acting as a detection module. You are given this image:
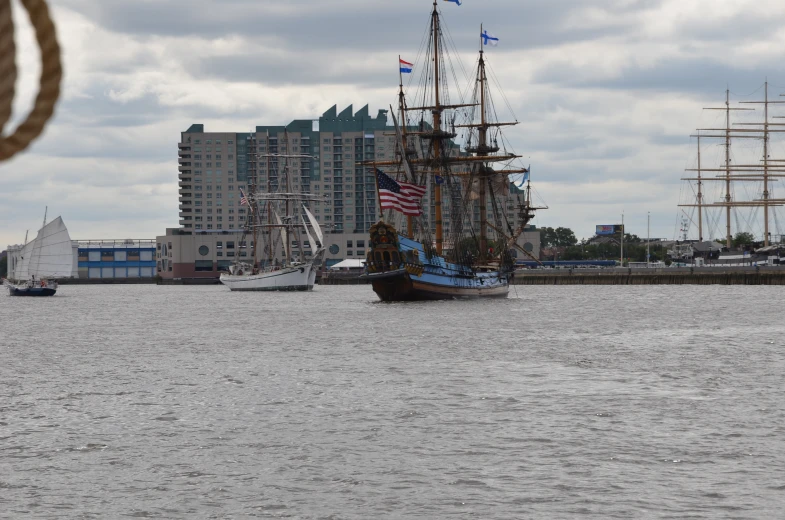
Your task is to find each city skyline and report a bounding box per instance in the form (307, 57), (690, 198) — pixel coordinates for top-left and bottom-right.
(3, 0), (785, 247)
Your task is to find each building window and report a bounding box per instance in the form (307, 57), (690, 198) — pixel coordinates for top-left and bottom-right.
(198, 245), (209, 256)
(195, 260), (213, 271)
(227, 241), (235, 249)
(347, 240), (353, 248)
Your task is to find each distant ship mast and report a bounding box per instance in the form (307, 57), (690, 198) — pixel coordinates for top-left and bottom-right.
(680, 83), (785, 247)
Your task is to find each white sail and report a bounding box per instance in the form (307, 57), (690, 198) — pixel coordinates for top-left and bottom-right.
(301, 215), (318, 255)
(274, 210), (288, 257)
(303, 205), (323, 245)
(28, 217), (73, 278)
(14, 240), (35, 281)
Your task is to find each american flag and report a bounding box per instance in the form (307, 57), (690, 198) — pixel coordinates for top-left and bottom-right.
(376, 169), (426, 216)
(239, 188), (248, 206)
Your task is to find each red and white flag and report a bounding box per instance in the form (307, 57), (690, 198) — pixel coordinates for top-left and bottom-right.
(376, 169), (426, 216)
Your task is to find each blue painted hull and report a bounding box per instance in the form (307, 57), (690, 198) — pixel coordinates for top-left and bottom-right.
(365, 235), (510, 301)
(8, 286), (57, 297)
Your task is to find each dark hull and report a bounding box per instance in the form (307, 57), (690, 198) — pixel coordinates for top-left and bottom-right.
(8, 286), (57, 297)
(366, 269), (509, 302)
(229, 285), (314, 292)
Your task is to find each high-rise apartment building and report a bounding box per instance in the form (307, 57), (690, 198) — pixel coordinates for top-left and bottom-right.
(159, 105), (539, 280)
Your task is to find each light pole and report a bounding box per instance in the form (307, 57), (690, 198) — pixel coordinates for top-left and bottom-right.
(620, 212), (624, 267)
(647, 212), (650, 268)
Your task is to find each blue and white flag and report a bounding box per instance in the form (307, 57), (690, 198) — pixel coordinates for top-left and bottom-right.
(515, 171), (529, 188)
(482, 30), (499, 47)
(443, 0), (461, 5)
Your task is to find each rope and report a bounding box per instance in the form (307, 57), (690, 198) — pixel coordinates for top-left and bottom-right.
(0, 0), (61, 162)
(0, 0), (15, 133)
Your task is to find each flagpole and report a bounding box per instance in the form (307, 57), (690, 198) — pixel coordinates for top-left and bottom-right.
(399, 55), (403, 90)
(373, 165), (383, 221)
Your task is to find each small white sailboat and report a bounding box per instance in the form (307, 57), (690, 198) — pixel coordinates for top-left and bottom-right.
(3, 214), (73, 296)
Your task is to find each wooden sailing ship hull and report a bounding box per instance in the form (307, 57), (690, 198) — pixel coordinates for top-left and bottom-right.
(367, 268), (509, 301)
(364, 225), (510, 302)
(219, 262), (317, 292)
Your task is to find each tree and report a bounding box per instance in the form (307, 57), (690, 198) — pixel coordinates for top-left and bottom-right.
(0, 254), (6, 277)
(539, 227), (578, 248)
(732, 232), (754, 248)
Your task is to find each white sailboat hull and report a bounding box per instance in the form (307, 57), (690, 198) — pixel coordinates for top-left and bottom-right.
(219, 262), (317, 291)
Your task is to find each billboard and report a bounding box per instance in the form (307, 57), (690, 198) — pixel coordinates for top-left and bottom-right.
(596, 224), (623, 235)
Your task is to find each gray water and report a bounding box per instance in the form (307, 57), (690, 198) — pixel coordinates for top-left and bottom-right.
(1, 284), (784, 519)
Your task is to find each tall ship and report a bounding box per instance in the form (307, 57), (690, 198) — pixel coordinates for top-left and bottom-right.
(363, 1), (542, 301)
(220, 132), (325, 291)
(679, 82), (785, 248)
(3, 212), (73, 296)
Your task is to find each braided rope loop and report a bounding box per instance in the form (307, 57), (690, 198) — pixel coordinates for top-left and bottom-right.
(0, 0), (62, 162)
(0, 0), (15, 132)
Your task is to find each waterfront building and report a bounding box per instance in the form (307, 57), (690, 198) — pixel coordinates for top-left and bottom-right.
(76, 240), (156, 279)
(160, 105), (540, 280)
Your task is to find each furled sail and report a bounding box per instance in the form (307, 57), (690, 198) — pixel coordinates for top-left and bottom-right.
(274, 211), (288, 255)
(303, 205), (322, 245)
(301, 215), (318, 254)
(28, 217), (73, 278)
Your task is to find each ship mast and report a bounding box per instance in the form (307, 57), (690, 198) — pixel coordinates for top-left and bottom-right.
(371, 2), (526, 260)
(478, 27), (488, 263)
(266, 131), (273, 265)
(431, 0), (444, 255)
(724, 90), (732, 247)
(284, 130), (292, 263)
(738, 81), (785, 246)
(682, 86), (785, 247)
(250, 133), (259, 272)
(696, 135), (703, 242)
(399, 55), (414, 239)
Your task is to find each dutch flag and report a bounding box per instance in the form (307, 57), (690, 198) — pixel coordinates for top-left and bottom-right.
(399, 58), (413, 74)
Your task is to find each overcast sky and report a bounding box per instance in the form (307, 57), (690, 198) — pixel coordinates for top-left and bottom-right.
(3, 0), (785, 247)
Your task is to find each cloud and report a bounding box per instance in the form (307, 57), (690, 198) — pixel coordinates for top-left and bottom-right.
(2, 0), (785, 248)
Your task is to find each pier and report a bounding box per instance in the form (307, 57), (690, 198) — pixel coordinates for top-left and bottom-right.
(512, 266), (785, 285)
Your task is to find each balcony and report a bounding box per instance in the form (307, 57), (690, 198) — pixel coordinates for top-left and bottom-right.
(178, 164), (191, 172)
